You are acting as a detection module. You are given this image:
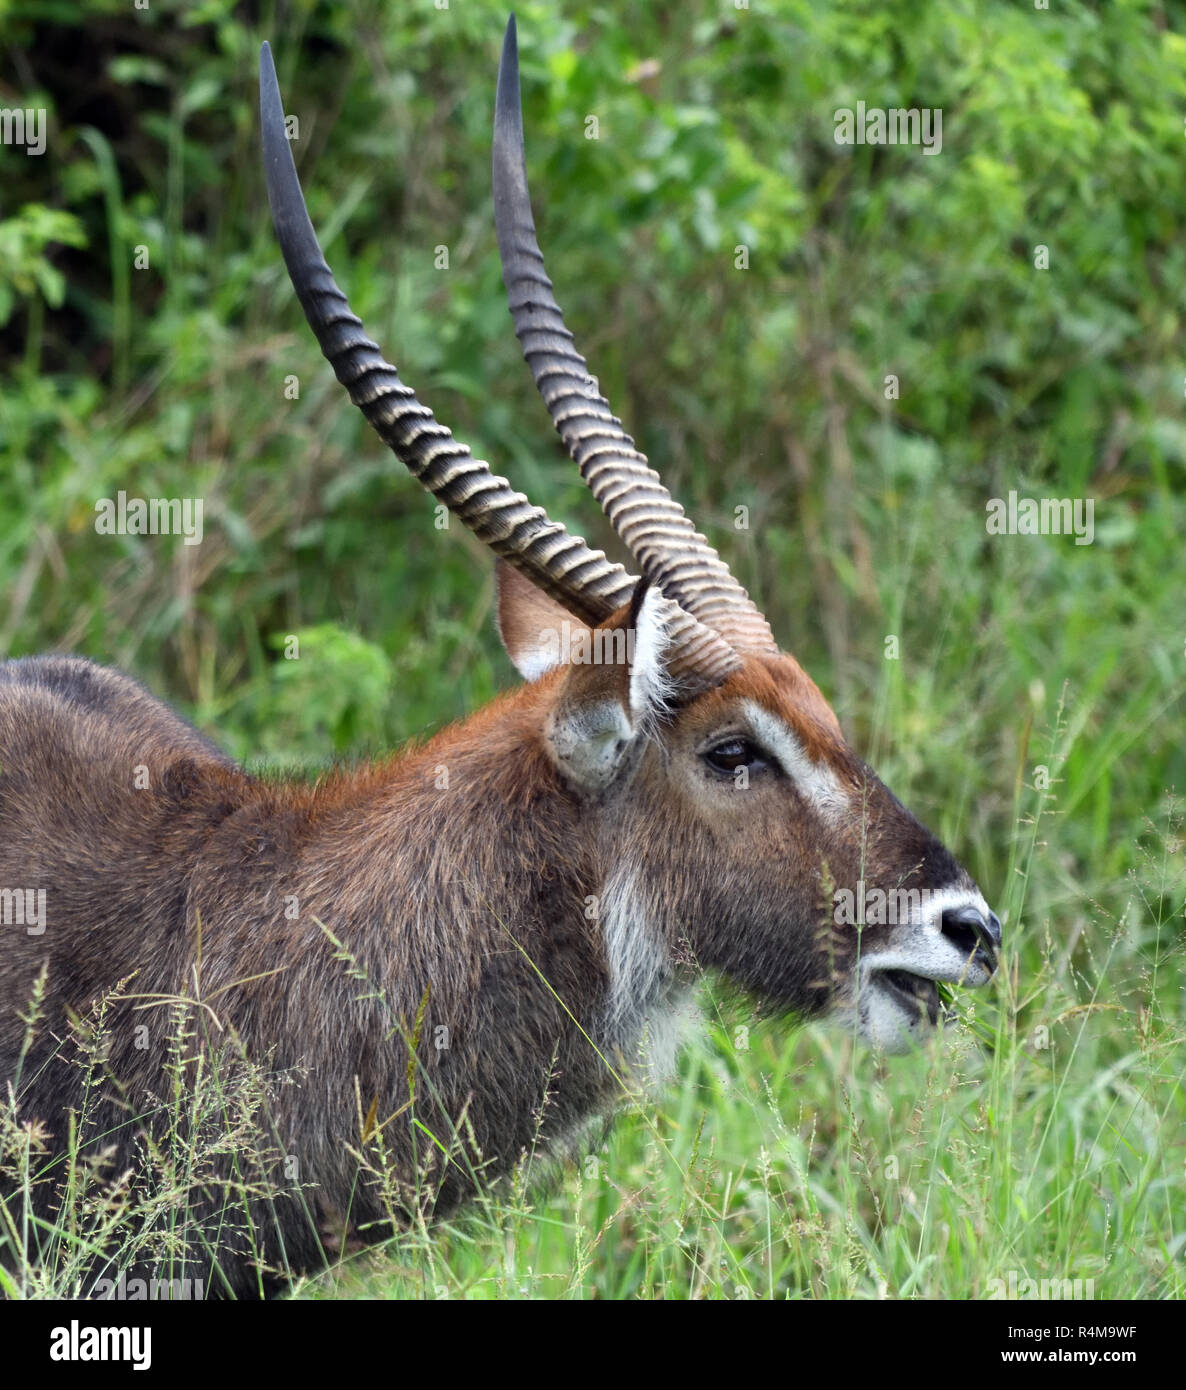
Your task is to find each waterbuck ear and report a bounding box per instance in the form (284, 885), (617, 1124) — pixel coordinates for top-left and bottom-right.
(544, 580), (675, 793)
(496, 560), (591, 681)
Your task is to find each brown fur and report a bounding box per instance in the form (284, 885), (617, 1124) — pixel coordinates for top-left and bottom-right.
(0, 582), (981, 1297)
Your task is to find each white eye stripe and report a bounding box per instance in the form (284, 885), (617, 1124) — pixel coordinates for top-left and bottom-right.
(739, 701), (850, 819)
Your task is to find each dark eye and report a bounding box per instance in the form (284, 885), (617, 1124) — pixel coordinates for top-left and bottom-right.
(704, 737), (769, 776)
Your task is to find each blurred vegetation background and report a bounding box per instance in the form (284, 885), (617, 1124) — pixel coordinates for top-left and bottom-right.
(1, 0), (1184, 1296)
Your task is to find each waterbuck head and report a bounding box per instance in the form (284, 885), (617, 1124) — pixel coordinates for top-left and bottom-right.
(259, 18), (1000, 1059)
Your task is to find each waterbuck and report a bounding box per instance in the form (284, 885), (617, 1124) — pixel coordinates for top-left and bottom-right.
(0, 20), (1001, 1297)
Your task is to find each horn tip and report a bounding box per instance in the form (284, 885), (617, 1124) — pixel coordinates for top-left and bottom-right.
(498, 14), (520, 109)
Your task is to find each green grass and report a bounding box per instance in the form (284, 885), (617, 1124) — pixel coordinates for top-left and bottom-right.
(285, 518), (1186, 1300)
(2, 475), (1183, 1300)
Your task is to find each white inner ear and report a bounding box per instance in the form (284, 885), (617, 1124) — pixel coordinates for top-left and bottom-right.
(496, 560), (595, 683)
(504, 615), (589, 684)
(628, 587), (675, 723)
(546, 587), (676, 794)
(513, 630), (569, 683)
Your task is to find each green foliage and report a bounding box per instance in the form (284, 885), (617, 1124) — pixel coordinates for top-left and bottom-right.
(257, 624), (395, 765)
(1, 0), (1183, 1298)
(0, 203), (86, 327)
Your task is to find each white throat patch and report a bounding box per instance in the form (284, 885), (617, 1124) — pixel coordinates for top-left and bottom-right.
(598, 866), (694, 1081)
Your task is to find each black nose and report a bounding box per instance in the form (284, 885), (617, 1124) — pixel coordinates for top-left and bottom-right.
(940, 904), (1002, 970)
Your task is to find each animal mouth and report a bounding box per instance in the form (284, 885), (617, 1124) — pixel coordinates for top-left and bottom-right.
(877, 968), (942, 1026)
(850, 895), (1002, 1049)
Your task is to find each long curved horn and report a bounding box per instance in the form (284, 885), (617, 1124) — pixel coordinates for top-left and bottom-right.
(491, 16), (778, 656)
(260, 43), (739, 688)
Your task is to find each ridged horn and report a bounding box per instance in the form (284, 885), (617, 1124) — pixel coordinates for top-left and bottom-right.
(260, 43), (740, 689)
(491, 16), (779, 656)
